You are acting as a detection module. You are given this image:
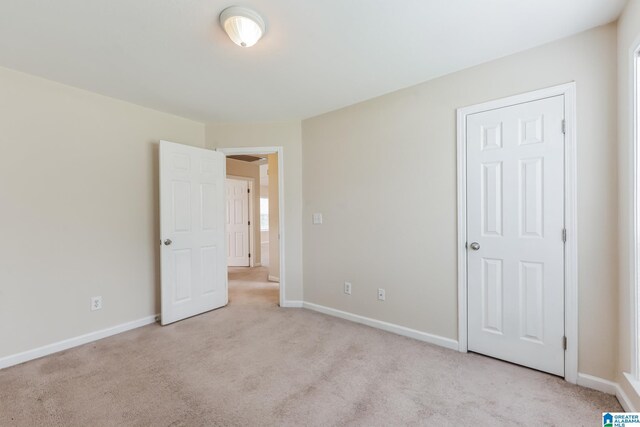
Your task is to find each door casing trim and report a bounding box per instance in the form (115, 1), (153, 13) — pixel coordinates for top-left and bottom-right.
(455, 82), (578, 383)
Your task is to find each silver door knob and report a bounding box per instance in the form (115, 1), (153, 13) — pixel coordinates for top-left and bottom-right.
(469, 242), (480, 251)
(164, 239), (172, 246)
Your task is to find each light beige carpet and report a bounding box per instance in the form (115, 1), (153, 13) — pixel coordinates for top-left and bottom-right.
(0, 267), (621, 426)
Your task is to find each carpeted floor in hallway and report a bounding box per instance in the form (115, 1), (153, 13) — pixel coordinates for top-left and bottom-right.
(0, 267), (621, 426)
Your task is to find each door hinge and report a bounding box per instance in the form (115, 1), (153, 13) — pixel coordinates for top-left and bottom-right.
(563, 336), (567, 350)
(465, 242), (468, 249)
(561, 119), (566, 134)
(247, 188), (250, 193)
(248, 220), (251, 226)
(562, 228), (567, 243)
(248, 253), (251, 258)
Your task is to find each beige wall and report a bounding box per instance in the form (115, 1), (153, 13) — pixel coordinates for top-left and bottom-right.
(268, 153), (280, 280)
(617, 0), (640, 410)
(205, 122), (303, 302)
(302, 24), (618, 380)
(0, 66), (205, 359)
(260, 230), (270, 267)
(226, 158), (261, 264)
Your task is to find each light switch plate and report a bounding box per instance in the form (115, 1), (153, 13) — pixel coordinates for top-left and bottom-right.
(312, 213), (323, 225)
(344, 282), (352, 295)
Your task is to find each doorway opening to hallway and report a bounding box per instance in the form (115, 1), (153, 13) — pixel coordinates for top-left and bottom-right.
(223, 148), (284, 307)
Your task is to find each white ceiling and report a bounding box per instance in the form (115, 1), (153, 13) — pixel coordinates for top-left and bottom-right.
(0, 0), (627, 122)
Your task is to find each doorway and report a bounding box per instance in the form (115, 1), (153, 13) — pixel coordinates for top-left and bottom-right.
(221, 147), (285, 307)
(456, 83), (578, 382)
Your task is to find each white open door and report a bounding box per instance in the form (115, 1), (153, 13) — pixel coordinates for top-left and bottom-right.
(159, 140), (227, 325)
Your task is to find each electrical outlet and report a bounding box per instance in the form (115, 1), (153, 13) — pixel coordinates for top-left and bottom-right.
(344, 282), (352, 295)
(377, 288), (385, 301)
(91, 296), (103, 311)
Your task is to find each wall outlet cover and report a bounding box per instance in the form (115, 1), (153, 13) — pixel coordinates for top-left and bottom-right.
(91, 296), (103, 311)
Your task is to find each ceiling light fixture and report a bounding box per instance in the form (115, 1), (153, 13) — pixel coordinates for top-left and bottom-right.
(219, 6), (265, 48)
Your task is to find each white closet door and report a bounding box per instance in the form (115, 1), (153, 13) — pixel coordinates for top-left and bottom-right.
(466, 96), (565, 376)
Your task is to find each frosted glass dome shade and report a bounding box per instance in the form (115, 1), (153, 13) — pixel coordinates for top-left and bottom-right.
(220, 7), (265, 48)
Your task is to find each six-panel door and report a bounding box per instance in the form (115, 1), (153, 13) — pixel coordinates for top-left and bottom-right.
(160, 140), (228, 325)
(226, 178), (250, 267)
(466, 96), (565, 376)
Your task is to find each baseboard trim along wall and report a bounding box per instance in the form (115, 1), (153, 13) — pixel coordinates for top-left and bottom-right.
(0, 314), (158, 370)
(268, 275), (280, 282)
(280, 300), (304, 308)
(576, 373), (635, 412)
(302, 301), (460, 351)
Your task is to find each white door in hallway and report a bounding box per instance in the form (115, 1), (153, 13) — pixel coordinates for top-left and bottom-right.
(159, 140), (228, 325)
(466, 96), (565, 376)
(226, 178), (250, 267)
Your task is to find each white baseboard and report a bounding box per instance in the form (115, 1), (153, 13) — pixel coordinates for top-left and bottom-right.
(619, 386), (636, 412)
(280, 300), (303, 308)
(302, 302), (459, 351)
(0, 314), (158, 370)
(253, 262), (262, 267)
(622, 373), (640, 412)
(577, 373), (619, 394)
(268, 275), (280, 282)
(577, 373), (636, 412)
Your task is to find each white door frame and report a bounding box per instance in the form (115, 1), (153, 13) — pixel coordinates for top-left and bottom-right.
(226, 175), (255, 267)
(218, 146), (287, 308)
(456, 82), (578, 383)
(628, 38), (640, 383)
